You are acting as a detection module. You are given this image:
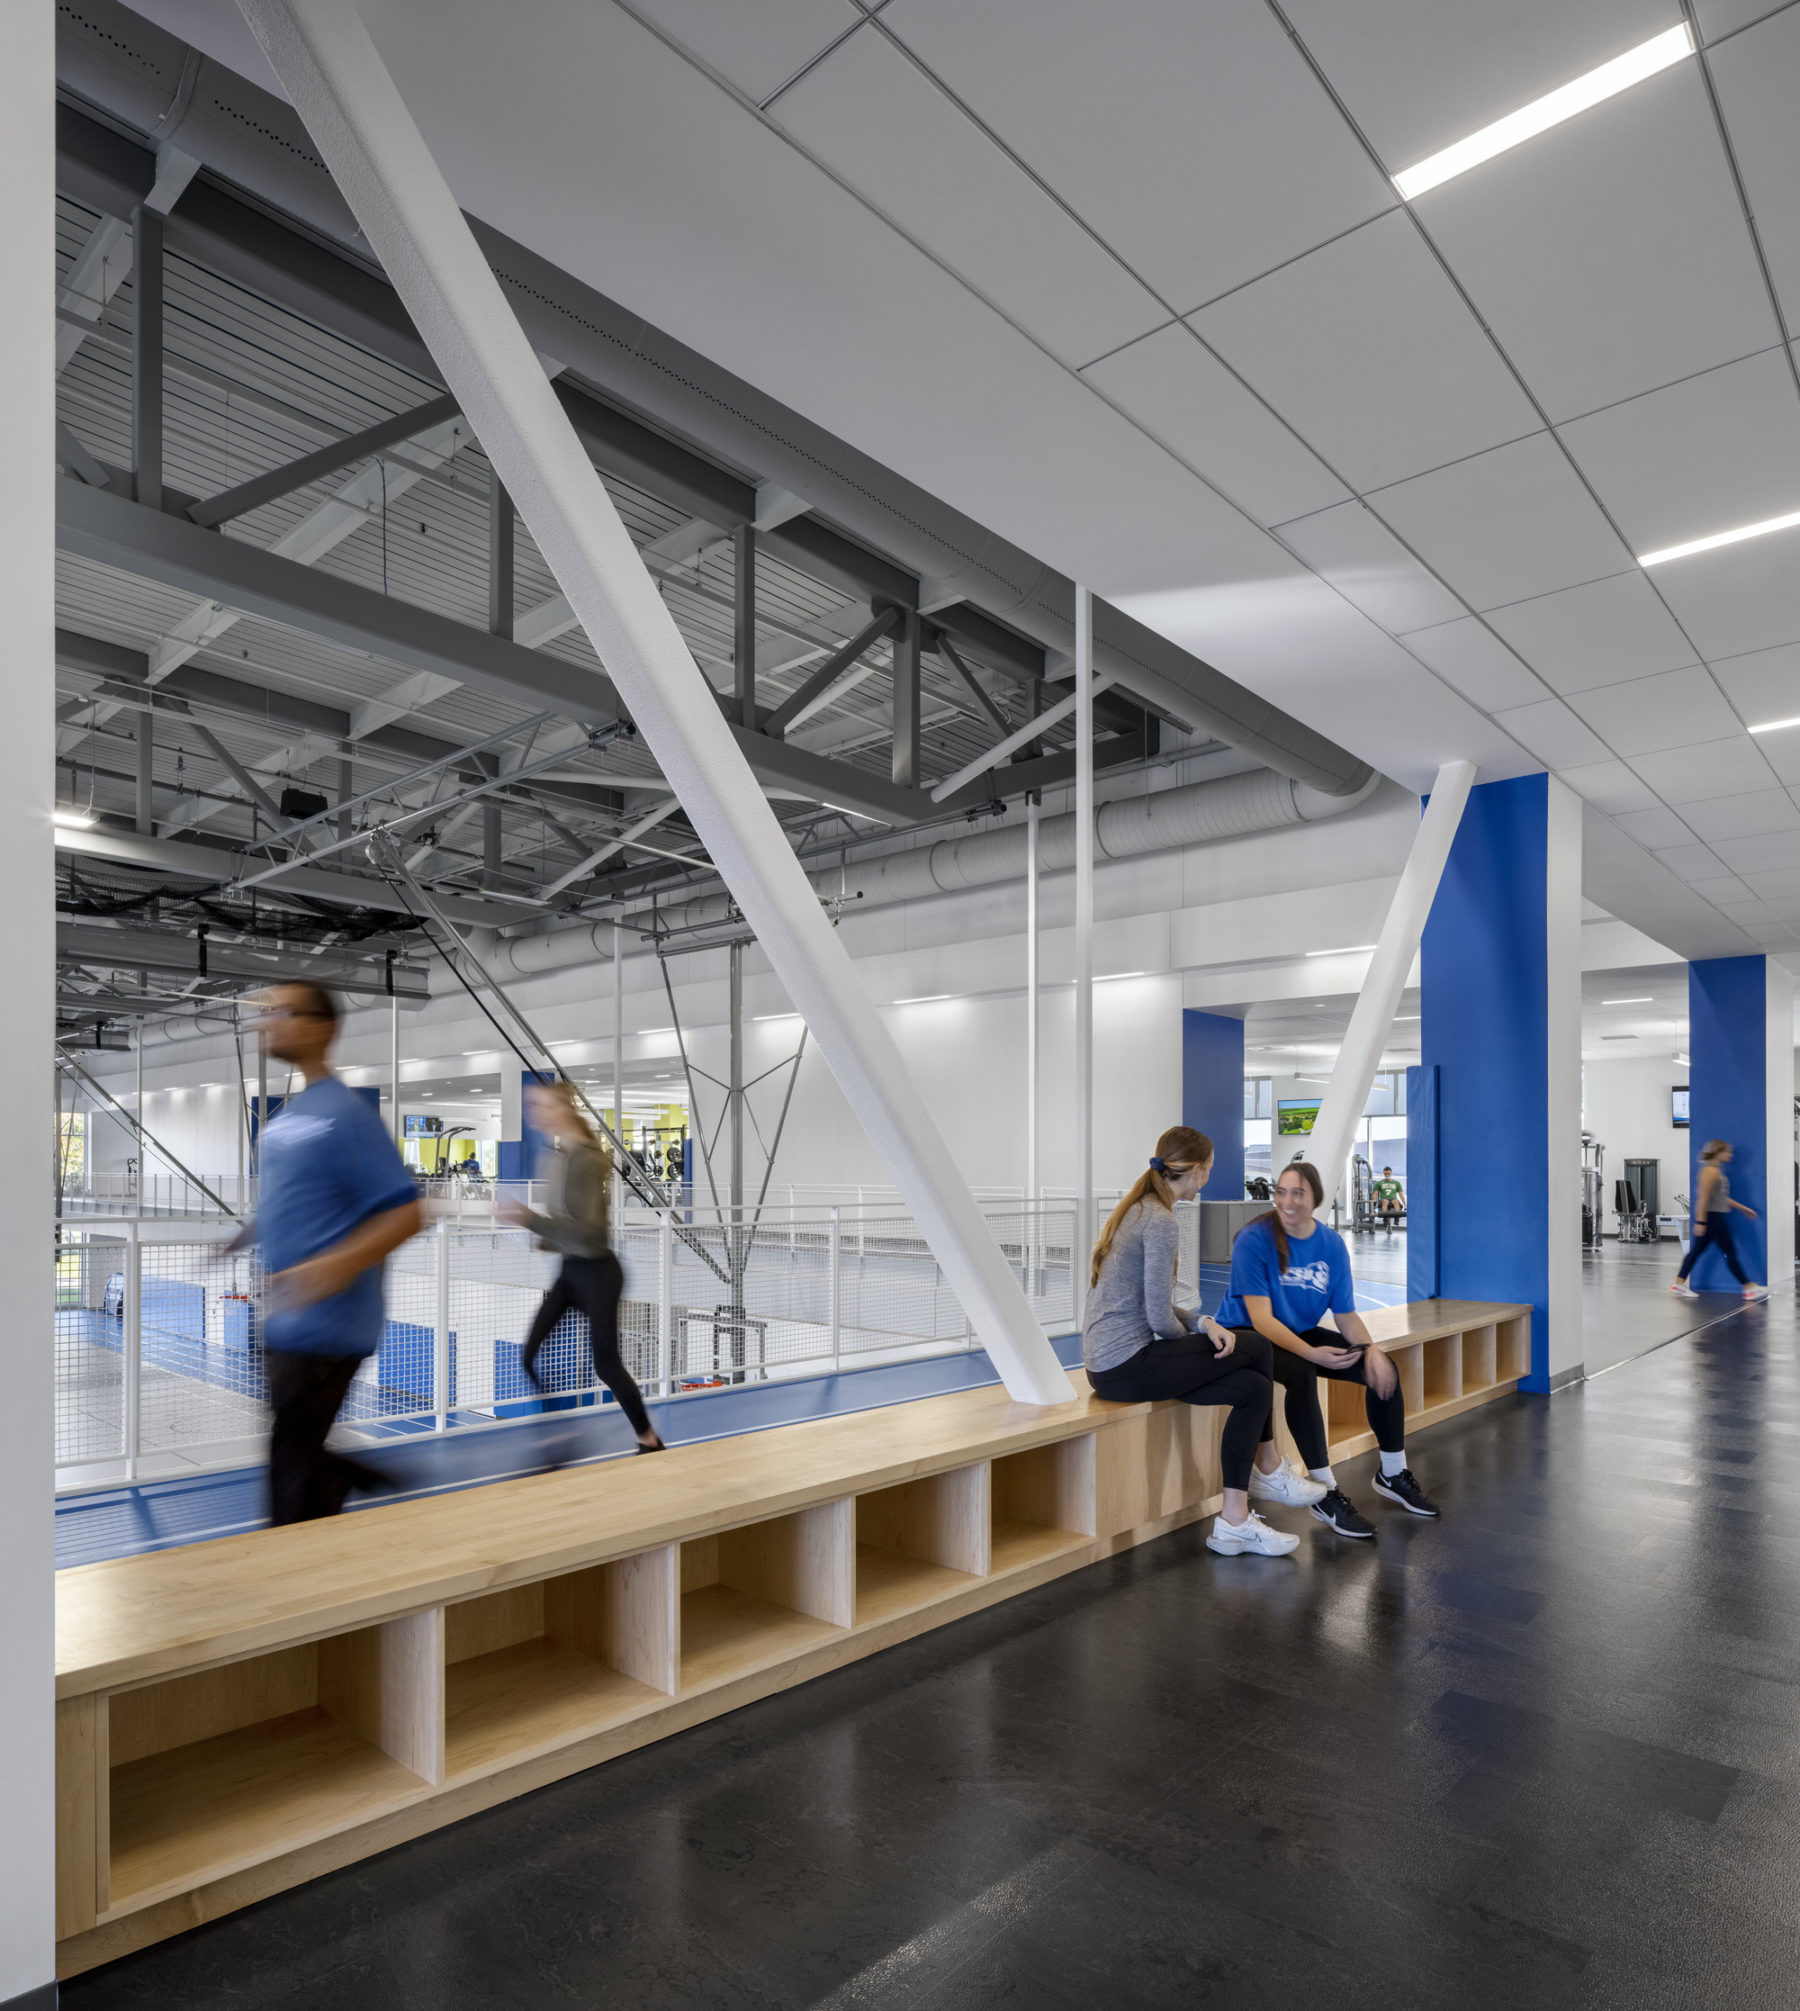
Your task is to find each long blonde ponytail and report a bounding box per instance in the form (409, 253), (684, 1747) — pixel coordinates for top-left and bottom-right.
(1090, 1125), (1213, 1288)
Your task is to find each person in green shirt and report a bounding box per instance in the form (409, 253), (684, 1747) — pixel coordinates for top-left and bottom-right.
(1373, 1168), (1405, 1221)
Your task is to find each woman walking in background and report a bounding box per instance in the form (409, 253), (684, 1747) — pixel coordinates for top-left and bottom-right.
(1673, 1139), (1764, 1299)
(1084, 1125), (1320, 1559)
(501, 1079), (665, 1452)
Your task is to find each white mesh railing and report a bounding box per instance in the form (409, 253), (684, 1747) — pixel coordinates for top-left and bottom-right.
(54, 1197), (1079, 1484)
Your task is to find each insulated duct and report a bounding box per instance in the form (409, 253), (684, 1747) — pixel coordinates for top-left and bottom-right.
(490, 765), (1381, 979)
(56, 0), (1375, 799)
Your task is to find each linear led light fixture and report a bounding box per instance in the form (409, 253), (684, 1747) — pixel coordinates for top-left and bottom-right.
(893, 994), (952, 1005)
(1749, 712), (1800, 735)
(1640, 506), (1800, 568)
(1393, 24), (1693, 199)
(53, 808), (95, 829)
(1603, 996), (1653, 1005)
(1305, 944), (1377, 958)
(753, 1011), (801, 1022)
(1094, 971), (1149, 983)
(639, 1026), (675, 1035)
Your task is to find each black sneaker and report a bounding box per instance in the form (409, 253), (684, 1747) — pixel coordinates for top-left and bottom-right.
(1311, 1488), (1375, 1539)
(1371, 1468), (1440, 1517)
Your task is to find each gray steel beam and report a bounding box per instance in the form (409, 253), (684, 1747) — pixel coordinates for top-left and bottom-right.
(185, 390), (459, 528)
(892, 608), (922, 790)
(58, 920), (430, 999)
(55, 489), (936, 823)
(934, 632), (1009, 736)
(488, 470), (513, 640)
(56, 421), (113, 489)
(734, 522), (756, 730)
(934, 731), (1146, 814)
(190, 720), (311, 849)
(131, 202), (163, 511)
(135, 710), (154, 834)
(762, 606), (899, 739)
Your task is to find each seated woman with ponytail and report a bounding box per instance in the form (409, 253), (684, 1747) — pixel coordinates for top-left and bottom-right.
(1084, 1127), (1322, 1559)
(1215, 1161), (1439, 1539)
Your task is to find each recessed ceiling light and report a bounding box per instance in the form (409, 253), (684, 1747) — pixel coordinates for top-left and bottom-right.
(1603, 997), (1653, 1005)
(1392, 24), (1693, 200)
(753, 1012), (800, 1022)
(1749, 713), (1800, 736)
(1095, 971), (1149, 983)
(1305, 945), (1376, 958)
(640, 1026), (675, 1035)
(1393, 1015), (1421, 1022)
(1639, 507), (1800, 569)
(893, 994), (952, 1005)
(53, 809), (95, 829)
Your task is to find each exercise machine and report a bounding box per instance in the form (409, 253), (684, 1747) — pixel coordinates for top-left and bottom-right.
(1581, 1133), (1605, 1247)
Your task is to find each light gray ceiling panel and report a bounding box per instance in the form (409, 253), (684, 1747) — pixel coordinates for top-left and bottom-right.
(1654, 842), (1734, 882)
(1679, 789), (1800, 841)
(1754, 737), (1800, 788)
(1413, 66), (1776, 418)
(1276, 500), (1466, 635)
(1567, 666), (1743, 756)
(1490, 697), (1613, 767)
(1709, 828), (1800, 872)
(1371, 432), (1633, 610)
(1281, 0), (1684, 172)
(1707, 640), (1800, 728)
(1612, 806), (1702, 849)
(1649, 535), (1800, 660)
(1630, 736), (1780, 801)
(624, 0), (862, 105)
(1558, 759), (1664, 814)
(1400, 617), (1547, 712)
(772, 26), (1165, 368)
(1191, 210), (1541, 494)
(1557, 349), (1800, 558)
(1708, 7), (1800, 331)
(1082, 324), (1350, 526)
(1483, 571), (1699, 694)
(878, 0), (1395, 310)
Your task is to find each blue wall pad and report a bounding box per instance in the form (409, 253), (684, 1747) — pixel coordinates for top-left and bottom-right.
(1182, 1009), (1245, 1194)
(1405, 1063), (1440, 1302)
(1687, 956), (1768, 1289)
(1422, 773), (1554, 1390)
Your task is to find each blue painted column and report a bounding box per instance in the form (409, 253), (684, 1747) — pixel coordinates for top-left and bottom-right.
(1420, 774), (1582, 1391)
(496, 1066), (555, 1181)
(1182, 1008), (1244, 1195)
(1686, 957), (1795, 1289)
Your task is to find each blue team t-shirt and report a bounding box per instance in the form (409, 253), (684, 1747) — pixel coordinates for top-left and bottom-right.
(256, 1076), (417, 1356)
(1215, 1216), (1356, 1334)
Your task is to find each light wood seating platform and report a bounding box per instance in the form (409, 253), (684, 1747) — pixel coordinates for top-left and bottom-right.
(54, 1298), (1528, 1976)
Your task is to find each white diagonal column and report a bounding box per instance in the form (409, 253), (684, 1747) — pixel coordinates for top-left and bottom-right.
(238, 0), (1072, 1404)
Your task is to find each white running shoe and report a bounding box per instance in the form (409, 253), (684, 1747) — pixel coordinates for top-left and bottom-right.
(1206, 1510), (1300, 1557)
(1248, 1457), (1328, 1507)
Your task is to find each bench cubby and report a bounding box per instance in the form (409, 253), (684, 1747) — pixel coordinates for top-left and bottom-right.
(855, 1464), (990, 1623)
(679, 1503), (853, 1691)
(990, 1434), (1096, 1572)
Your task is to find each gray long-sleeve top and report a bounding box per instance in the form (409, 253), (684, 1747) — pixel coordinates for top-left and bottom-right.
(1082, 1197), (1191, 1375)
(525, 1139), (612, 1258)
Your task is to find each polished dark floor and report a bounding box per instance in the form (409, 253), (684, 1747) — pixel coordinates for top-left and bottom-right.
(67, 1280), (1800, 2010)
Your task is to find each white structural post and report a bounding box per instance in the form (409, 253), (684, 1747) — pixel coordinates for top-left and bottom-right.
(1309, 760), (1476, 1211)
(389, 990), (400, 1146)
(1766, 961), (1796, 1287)
(612, 918), (624, 1147)
(658, 1209), (675, 1395)
(1073, 587), (1095, 1313)
(1026, 793), (1040, 1286)
(239, 0), (1073, 1407)
(3, 0), (59, 1983)
(123, 1221), (142, 1479)
(433, 1218), (451, 1430)
(828, 1205), (842, 1372)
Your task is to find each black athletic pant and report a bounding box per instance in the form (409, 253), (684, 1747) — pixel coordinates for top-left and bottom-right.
(1233, 1326), (1406, 1473)
(1089, 1329), (1274, 1491)
(1676, 1212), (1750, 1287)
(521, 1251), (653, 1437)
(266, 1350), (388, 1526)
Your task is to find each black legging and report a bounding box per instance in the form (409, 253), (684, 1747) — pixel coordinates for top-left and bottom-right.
(1089, 1329), (1274, 1491)
(1676, 1212), (1750, 1287)
(1233, 1326), (1406, 1473)
(521, 1252), (653, 1437)
(266, 1350), (388, 1526)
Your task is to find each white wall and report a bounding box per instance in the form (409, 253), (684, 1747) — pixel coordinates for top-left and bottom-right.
(1581, 1055), (1689, 1233)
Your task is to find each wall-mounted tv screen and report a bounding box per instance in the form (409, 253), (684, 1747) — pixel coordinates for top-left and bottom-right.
(1277, 1097), (1321, 1137)
(1672, 1087), (1689, 1129)
(404, 1114), (443, 1136)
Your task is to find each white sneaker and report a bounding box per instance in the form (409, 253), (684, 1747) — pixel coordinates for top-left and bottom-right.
(1206, 1510), (1300, 1558)
(1249, 1457), (1328, 1507)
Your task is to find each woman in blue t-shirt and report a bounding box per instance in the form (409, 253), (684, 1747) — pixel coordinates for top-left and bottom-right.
(1216, 1161), (1439, 1538)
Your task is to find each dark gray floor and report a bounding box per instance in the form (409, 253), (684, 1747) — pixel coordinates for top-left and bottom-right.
(65, 1282), (1800, 2010)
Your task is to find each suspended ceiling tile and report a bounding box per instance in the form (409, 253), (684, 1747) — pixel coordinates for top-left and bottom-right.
(1558, 349), (1800, 558)
(1371, 432), (1633, 610)
(1701, 640), (1800, 728)
(1758, 736), (1800, 788)
(1191, 210), (1541, 494)
(1281, 0), (1687, 173)
(1648, 534), (1800, 660)
(1568, 667), (1743, 757)
(771, 27), (1165, 368)
(1708, 7), (1800, 330)
(1613, 806), (1702, 850)
(1413, 65), (1776, 419)
(1558, 759), (1663, 815)
(1683, 872), (1755, 903)
(1400, 617), (1547, 712)
(624, 0), (861, 104)
(1649, 842), (1731, 882)
(878, 0), (1395, 311)
(1679, 789), (1800, 842)
(1483, 571), (1699, 695)
(1732, 866), (1800, 898)
(1709, 828), (1800, 873)
(1277, 499), (1466, 635)
(1082, 324), (1350, 526)
(1630, 736), (1779, 802)
(1490, 697), (1613, 768)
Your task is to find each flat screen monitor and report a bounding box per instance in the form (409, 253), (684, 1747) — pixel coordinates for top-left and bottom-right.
(1671, 1086), (1689, 1129)
(1276, 1097), (1321, 1137)
(404, 1113), (442, 1136)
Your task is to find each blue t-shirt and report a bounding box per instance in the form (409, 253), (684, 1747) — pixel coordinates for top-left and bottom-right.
(257, 1076), (417, 1357)
(1215, 1216), (1356, 1335)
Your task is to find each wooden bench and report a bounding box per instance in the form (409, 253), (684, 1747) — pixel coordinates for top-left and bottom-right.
(53, 1297), (1528, 1976)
